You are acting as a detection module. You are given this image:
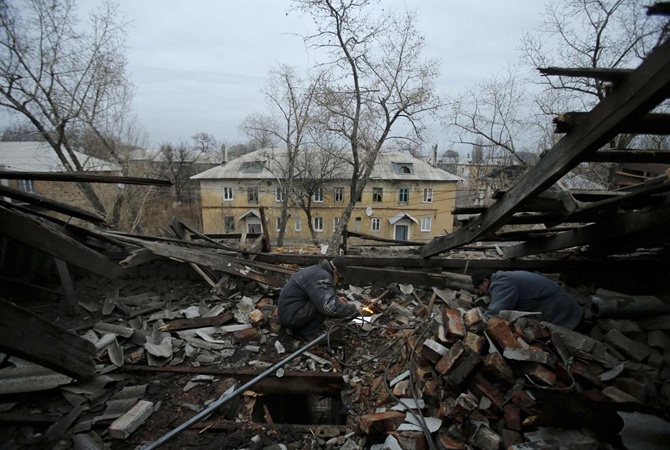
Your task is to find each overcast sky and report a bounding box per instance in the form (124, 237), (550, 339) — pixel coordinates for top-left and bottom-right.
(102, 1), (546, 150)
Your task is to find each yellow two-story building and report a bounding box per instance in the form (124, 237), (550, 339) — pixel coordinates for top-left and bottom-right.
(191, 148), (461, 244)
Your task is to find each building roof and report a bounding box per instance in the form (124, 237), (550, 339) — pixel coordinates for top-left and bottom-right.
(128, 148), (220, 165)
(0, 141), (119, 172)
(191, 148), (462, 182)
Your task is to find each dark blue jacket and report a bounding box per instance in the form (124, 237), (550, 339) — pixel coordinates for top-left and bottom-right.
(486, 271), (583, 329)
(277, 259), (357, 330)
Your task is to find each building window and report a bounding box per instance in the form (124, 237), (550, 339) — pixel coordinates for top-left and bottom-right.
(224, 216), (235, 233)
(334, 187), (344, 202)
(423, 188), (433, 203)
(398, 187), (409, 203)
(421, 217), (431, 232)
(223, 187), (234, 201)
(333, 217), (340, 232)
(295, 217), (301, 232)
(248, 222), (261, 234)
(276, 187), (283, 202)
(314, 216), (324, 232)
(355, 190), (362, 202)
(371, 217), (381, 232)
(372, 187), (383, 203)
(276, 217), (282, 231)
(247, 187), (259, 203)
(18, 179), (35, 193)
(313, 187), (324, 203)
(392, 162), (414, 174)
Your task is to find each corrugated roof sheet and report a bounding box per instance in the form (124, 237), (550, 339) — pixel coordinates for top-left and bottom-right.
(191, 148), (461, 182)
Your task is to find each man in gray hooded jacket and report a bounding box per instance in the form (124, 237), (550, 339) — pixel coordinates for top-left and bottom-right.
(471, 270), (583, 330)
(278, 256), (360, 339)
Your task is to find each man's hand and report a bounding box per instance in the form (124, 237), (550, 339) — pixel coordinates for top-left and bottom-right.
(338, 296), (347, 304)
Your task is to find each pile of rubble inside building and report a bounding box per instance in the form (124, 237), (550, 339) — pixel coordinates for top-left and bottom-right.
(1, 218), (669, 450)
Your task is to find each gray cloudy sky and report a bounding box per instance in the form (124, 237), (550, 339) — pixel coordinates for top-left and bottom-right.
(109, 0), (546, 149)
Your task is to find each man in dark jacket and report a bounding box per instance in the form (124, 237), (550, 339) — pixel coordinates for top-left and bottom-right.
(471, 270), (583, 330)
(278, 256), (360, 339)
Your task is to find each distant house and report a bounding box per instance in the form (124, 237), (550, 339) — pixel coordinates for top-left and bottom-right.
(191, 148), (461, 244)
(0, 141), (120, 211)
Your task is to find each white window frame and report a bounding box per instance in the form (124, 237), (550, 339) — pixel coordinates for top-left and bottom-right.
(223, 187), (234, 201)
(421, 217), (431, 232)
(295, 217), (302, 232)
(423, 188), (433, 203)
(334, 186), (344, 202)
(313, 187), (324, 203)
(276, 217), (282, 231)
(314, 216), (324, 232)
(18, 179), (35, 193)
(276, 187), (283, 202)
(371, 217), (381, 232)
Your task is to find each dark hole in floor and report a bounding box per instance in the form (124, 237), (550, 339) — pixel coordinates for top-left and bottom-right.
(251, 393), (345, 425)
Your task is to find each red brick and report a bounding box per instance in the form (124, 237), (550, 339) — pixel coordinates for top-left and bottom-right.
(447, 348), (482, 386)
(444, 308), (466, 339)
(528, 364), (556, 386)
(487, 318), (523, 350)
(613, 378), (648, 403)
(391, 431), (428, 450)
(422, 339), (448, 364)
(233, 327), (260, 343)
(448, 393), (478, 423)
(359, 410), (405, 435)
(437, 434), (465, 450)
(436, 341), (465, 375)
(503, 404), (521, 430)
(463, 308), (487, 333)
(510, 389), (536, 414)
(463, 332), (487, 354)
(422, 379), (442, 407)
(468, 373), (505, 411)
(483, 352), (514, 384)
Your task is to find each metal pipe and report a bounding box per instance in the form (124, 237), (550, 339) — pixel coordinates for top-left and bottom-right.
(142, 332), (329, 450)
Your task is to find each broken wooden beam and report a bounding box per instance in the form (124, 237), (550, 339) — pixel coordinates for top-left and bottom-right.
(0, 206), (125, 279)
(158, 311), (234, 332)
(0, 298), (96, 380)
(421, 37), (670, 257)
(0, 171), (172, 186)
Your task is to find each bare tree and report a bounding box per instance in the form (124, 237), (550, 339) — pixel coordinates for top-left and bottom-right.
(241, 65), (320, 246)
(0, 0), (132, 216)
(291, 0), (443, 247)
(191, 132), (219, 157)
(158, 142), (198, 203)
(522, 0), (669, 186)
(449, 65), (535, 167)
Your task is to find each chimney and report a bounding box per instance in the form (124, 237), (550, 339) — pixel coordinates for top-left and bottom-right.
(432, 144), (438, 168)
(221, 144), (228, 165)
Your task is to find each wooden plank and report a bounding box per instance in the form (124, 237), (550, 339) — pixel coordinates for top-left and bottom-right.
(421, 38), (670, 257)
(503, 206), (670, 258)
(53, 258), (78, 314)
(159, 311), (234, 332)
(348, 267), (449, 287)
(135, 240), (288, 287)
(0, 298), (96, 380)
(554, 112), (670, 134)
(0, 184), (105, 225)
(345, 230), (424, 246)
(0, 171), (172, 186)
(585, 149), (670, 163)
(538, 67), (632, 83)
(0, 207), (125, 279)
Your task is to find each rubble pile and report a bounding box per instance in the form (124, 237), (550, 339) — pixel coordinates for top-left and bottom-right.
(1, 271), (670, 450)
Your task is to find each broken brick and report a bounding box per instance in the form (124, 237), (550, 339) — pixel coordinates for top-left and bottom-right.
(601, 386), (640, 403)
(233, 327), (260, 343)
(463, 332), (487, 354)
(604, 329), (653, 362)
(446, 347), (482, 386)
(503, 404), (521, 431)
(358, 410), (406, 435)
(483, 352), (514, 384)
(503, 347), (557, 368)
(391, 431), (428, 450)
(444, 308), (466, 339)
(613, 378), (648, 403)
(463, 308), (486, 333)
(108, 400), (154, 439)
(487, 318), (523, 350)
(436, 341), (466, 375)
(528, 364), (556, 386)
(510, 389), (536, 414)
(422, 338), (448, 364)
(468, 373), (505, 411)
(437, 434), (465, 450)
